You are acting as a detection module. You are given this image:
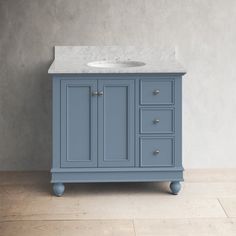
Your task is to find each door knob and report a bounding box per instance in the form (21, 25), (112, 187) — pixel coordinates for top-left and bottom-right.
(98, 91), (104, 96)
(92, 91), (98, 96)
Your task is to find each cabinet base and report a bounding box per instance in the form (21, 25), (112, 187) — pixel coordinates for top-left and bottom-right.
(51, 168), (183, 182)
(51, 168), (183, 196)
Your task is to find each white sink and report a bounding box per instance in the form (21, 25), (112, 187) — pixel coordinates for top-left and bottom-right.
(87, 60), (146, 68)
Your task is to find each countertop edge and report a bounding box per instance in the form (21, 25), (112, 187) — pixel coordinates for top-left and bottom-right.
(48, 62), (186, 75)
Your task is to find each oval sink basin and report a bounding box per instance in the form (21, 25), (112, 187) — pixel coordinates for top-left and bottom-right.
(87, 60), (146, 68)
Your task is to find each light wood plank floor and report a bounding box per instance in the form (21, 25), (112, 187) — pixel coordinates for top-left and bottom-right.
(0, 169), (236, 235)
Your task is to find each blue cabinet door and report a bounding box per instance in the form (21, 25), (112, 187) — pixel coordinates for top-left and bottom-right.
(98, 80), (135, 167)
(60, 79), (97, 167)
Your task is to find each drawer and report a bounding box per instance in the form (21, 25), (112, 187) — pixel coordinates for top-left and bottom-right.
(140, 108), (174, 134)
(140, 137), (174, 167)
(140, 80), (174, 105)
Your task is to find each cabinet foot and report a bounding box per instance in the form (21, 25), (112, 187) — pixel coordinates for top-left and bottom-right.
(170, 181), (181, 195)
(52, 183), (65, 197)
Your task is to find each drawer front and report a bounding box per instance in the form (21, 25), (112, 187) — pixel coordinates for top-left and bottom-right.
(140, 108), (174, 134)
(140, 137), (174, 167)
(140, 80), (174, 105)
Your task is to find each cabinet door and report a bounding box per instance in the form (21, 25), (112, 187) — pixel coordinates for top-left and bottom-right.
(60, 79), (97, 167)
(98, 80), (135, 167)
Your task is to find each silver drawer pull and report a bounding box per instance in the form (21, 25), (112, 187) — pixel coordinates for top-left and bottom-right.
(153, 149), (160, 155)
(153, 119), (160, 124)
(92, 91), (98, 96)
(153, 89), (160, 95)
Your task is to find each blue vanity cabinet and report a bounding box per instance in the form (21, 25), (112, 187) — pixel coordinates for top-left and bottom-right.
(51, 75), (183, 197)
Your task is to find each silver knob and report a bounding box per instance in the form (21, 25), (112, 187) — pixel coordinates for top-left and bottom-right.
(153, 119), (160, 124)
(92, 91), (98, 96)
(98, 91), (104, 96)
(153, 149), (160, 155)
(153, 89), (160, 95)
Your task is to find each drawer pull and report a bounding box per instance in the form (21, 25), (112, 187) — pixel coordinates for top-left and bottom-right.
(153, 149), (160, 155)
(153, 89), (160, 95)
(153, 119), (160, 124)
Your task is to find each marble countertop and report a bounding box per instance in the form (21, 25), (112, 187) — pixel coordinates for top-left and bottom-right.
(48, 46), (186, 74)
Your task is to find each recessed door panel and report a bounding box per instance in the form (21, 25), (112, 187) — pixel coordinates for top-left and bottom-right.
(98, 80), (135, 167)
(60, 79), (97, 167)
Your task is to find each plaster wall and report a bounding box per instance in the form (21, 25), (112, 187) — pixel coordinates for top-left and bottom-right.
(0, 0), (236, 170)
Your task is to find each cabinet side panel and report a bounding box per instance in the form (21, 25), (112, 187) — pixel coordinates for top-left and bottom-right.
(52, 77), (61, 169)
(174, 77), (183, 168)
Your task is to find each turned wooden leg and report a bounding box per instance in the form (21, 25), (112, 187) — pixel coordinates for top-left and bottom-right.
(52, 183), (65, 197)
(170, 181), (181, 195)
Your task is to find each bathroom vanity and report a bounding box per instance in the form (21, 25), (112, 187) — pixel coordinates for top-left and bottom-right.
(48, 46), (186, 196)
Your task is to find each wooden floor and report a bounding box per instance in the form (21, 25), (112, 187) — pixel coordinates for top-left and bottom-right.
(0, 170), (236, 236)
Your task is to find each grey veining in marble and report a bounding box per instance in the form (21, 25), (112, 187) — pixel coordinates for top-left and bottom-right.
(48, 46), (186, 74)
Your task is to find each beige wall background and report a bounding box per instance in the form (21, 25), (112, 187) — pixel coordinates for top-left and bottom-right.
(0, 0), (236, 170)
